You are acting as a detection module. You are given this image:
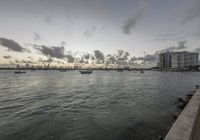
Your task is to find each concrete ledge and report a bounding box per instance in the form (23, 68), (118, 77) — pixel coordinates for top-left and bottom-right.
(164, 89), (200, 140)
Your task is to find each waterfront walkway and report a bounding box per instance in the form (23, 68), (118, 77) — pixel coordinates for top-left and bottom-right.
(164, 89), (200, 140)
(191, 107), (200, 140)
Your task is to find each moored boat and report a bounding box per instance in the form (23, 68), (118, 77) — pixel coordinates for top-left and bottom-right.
(14, 71), (26, 74)
(79, 70), (93, 74)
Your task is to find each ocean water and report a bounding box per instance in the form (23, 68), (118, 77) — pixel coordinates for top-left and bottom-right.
(0, 70), (200, 140)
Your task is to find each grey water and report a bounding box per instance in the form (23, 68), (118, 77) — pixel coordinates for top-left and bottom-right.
(0, 70), (200, 140)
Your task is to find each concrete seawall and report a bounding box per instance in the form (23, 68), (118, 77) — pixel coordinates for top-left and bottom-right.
(164, 89), (200, 140)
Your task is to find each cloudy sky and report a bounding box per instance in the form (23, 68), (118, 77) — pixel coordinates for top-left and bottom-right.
(0, 0), (200, 66)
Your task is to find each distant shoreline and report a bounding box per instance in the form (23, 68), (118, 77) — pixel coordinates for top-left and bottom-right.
(0, 67), (199, 72)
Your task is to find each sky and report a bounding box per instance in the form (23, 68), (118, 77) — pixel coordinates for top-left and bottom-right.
(0, 0), (200, 67)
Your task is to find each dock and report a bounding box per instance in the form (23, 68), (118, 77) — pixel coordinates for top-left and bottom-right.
(164, 88), (200, 140)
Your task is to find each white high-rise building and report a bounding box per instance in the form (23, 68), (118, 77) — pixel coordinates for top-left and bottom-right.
(159, 51), (172, 69)
(159, 51), (199, 69)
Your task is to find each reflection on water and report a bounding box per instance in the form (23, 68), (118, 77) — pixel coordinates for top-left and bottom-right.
(0, 70), (200, 140)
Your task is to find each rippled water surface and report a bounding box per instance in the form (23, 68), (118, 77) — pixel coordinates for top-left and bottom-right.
(0, 70), (200, 140)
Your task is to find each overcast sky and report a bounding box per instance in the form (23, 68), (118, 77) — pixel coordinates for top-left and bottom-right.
(0, 0), (200, 63)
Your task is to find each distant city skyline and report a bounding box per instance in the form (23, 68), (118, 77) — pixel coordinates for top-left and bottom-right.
(0, 0), (200, 67)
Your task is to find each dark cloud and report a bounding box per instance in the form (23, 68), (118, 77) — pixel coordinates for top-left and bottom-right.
(84, 54), (90, 59)
(116, 50), (130, 61)
(106, 54), (116, 64)
(117, 50), (124, 57)
(125, 52), (130, 56)
(3, 55), (11, 59)
(33, 32), (41, 41)
(104, 50), (131, 65)
(0, 37), (25, 52)
(122, 15), (141, 34)
(182, 0), (200, 24)
(66, 54), (75, 63)
(130, 56), (137, 62)
(94, 50), (105, 63)
(34, 45), (65, 59)
(122, 0), (147, 35)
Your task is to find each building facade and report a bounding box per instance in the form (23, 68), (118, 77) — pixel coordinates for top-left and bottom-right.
(159, 51), (199, 70)
(159, 51), (172, 69)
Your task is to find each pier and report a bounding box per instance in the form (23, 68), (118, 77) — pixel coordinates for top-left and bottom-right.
(164, 88), (200, 140)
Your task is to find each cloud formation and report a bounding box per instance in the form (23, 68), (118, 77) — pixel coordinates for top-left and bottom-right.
(130, 56), (137, 62)
(0, 37), (25, 52)
(106, 54), (116, 64)
(94, 50), (105, 63)
(122, 0), (147, 34)
(66, 54), (75, 63)
(84, 54), (90, 59)
(135, 41), (188, 64)
(34, 45), (65, 59)
(156, 40), (187, 53)
(116, 50), (130, 61)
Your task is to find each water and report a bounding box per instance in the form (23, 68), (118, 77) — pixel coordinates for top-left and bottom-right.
(0, 70), (200, 140)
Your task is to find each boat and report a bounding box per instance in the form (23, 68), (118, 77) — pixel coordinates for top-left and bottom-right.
(80, 70), (93, 74)
(140, 70), (144, 73)
(14, 71), (26, 74)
